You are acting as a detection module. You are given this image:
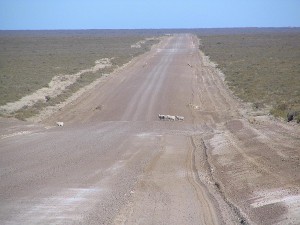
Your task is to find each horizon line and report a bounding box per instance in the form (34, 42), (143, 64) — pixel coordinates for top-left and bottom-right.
(1, 26), (300, 31)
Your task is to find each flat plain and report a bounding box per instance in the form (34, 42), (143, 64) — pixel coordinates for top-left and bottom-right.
(0, 30), (299, 225)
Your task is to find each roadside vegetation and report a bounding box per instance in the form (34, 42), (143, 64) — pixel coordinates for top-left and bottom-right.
(2, 28), (299, 122)
(0, 30), (159, 120)
(198, 28), (300, 122)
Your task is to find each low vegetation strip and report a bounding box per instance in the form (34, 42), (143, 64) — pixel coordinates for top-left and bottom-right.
(0, 58), (112, 114)
(198, 29), (300, 122)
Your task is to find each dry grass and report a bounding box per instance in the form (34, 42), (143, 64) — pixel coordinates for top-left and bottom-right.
(197, 28), (300, 121)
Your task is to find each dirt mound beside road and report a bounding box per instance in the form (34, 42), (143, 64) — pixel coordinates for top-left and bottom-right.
(0, 58), (112, 115)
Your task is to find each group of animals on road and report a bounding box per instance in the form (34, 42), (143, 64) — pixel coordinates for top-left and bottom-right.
(158, 114), (184, 121)
(56, 115), (184, 127)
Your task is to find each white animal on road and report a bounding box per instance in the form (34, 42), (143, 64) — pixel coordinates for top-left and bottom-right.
(158, 114), (166, 120)
(176, 116), (184, 121)
(158, 114), (177, 121)
(56, 122), (64, 127)
(166, 115), (176, 121)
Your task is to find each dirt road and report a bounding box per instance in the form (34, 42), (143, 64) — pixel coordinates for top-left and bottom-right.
(0, 34), (299, 225)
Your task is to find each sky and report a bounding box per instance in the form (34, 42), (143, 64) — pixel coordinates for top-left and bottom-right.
(0, 0), (300, 30)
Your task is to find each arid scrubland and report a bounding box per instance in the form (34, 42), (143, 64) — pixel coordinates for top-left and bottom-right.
(198, 28), (300, 122)
(0, 30), (159, 119)
(1, 28), (300, 122)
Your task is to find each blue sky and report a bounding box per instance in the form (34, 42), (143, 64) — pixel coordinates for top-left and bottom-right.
(1, 0), (300, 30)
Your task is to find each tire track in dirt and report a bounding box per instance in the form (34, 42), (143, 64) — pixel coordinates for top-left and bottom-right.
(187, 137), (219, 225)
(193, 136), (250, 225)
(225, 130), (286, 183)
(113, 133), (224, 225)
(121, 40), (174, 121)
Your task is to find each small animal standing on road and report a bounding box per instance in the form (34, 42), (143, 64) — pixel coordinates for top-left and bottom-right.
(158, 114), (166, 120)
(56, 122), (64, 127)
(159, 114), (184, 121)
(176, 116), (184, 121)
(166, 115), (176, 121)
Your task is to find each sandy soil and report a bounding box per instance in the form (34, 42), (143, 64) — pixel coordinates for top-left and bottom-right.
(0, 34), (299, 225)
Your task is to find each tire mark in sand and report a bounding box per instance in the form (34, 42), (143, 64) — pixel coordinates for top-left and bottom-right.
(186, 136), (219, 225)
